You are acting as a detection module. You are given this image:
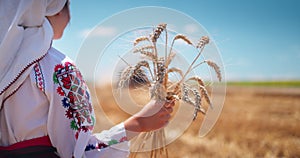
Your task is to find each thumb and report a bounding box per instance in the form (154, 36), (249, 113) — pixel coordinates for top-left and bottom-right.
(135, 99), (165, 118)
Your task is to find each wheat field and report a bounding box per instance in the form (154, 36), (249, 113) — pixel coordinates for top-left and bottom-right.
(91, 84), (300, 158)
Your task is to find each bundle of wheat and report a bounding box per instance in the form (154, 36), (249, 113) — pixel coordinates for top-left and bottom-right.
(118, 23), (222, 158)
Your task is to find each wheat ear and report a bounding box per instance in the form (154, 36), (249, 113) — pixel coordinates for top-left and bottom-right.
(135, 60), (154, 81)
(198, 85), (212, 108)
(151, 23), (167, 43)
(119, 66), (134, 89)
(133, 45), (155, 53)
(192, 88), (205, 120)
(167, 67), (184, 78)
(139, 51), (156, 61)
(187, 76), (205, 86)
(187, 76), (212, 107)
(196, 36), (209, 49)
(151, 23), (166, 79)
(173, 34), (193, 45)
(156, 59), (166, 85)
(134, 36), (150, 46)
(191, 60), (221, 82)
(133, 45), (157, 78)
(205, 60), (222, 82)
(182, 84), (193, 105)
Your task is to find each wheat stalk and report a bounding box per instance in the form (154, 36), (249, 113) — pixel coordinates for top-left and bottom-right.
(165, 51), (176, 67)
(164, 25), (168, 66)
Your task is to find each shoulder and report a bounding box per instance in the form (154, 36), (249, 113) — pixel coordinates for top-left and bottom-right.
(32, 47), (81, 93)
(43, 47), (73, 66)
(38, 47), (78, 80)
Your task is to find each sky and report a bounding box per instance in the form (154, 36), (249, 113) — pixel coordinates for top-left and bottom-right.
(53, 0), (300, 82)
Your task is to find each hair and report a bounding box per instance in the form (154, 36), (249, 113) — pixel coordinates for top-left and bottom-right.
(63, 0), (70, 11)
(63, 0), (71, 21)
(57, 0), (71, 26)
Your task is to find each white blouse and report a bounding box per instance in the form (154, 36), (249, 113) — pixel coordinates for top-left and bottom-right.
(0, 47), (129, 158)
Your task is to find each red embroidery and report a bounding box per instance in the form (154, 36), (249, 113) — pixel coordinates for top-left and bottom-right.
(53, 62), (94, 139)
(34, 63), (45, 92)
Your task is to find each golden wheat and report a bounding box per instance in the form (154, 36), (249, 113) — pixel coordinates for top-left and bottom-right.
(198, 85), (212, 108)
(167, 67), (184, 78)
(139, 51), (156, 61)
(187, 76), (205, 86)
(173, 34), (193, 45)
(133, 45), (155, 53)
(165, 51), (176, 67)
(196, 36), (209, 49)
(118, 23), (222, 158)
(205, 60), (222, 82)
(134, 36), (150, 46)
(119, 66), (134, 88)
(150, 23), (167, 43)
(192, 88), (206, 120)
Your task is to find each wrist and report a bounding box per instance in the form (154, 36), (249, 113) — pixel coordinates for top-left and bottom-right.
(124, 116), (145, 139)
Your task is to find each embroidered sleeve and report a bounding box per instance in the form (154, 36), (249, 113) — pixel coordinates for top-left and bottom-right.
(49, 61), (129, 157)
(53, 62), (94, 136)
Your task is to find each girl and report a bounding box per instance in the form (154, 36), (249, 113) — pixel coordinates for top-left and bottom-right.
(0, 0), (174, 157)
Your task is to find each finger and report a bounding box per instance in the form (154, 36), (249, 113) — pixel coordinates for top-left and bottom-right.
(161, 113), (171, 121)
(160, 106), (173, 115)
(164, 101), (175, 108)
(166, 114), (171, 119)
(157, 108), (167, 117)
(164, 107), (173, 113)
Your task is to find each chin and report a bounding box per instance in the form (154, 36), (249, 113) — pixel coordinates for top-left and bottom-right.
(53, 33), (63, 40)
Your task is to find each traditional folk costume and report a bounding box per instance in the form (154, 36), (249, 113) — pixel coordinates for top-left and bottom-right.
(0, 0), (129, 157)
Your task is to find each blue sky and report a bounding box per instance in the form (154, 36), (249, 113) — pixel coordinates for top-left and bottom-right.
(53, 0), (300, 81)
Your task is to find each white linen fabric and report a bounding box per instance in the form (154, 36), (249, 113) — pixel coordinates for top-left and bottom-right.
(0, 48), (130, 157)
(0, 0), (66, 109)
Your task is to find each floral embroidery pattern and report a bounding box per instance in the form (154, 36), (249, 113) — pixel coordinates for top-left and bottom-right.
(85, 136), (128, 151)
(34, 63), (45, 92)
(53, 62), (94, 139)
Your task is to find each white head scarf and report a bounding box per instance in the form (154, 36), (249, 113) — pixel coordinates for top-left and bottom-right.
(0, 0), (67, 107)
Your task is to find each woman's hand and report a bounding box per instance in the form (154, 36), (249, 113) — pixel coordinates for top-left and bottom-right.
(124, 99), (175, 139)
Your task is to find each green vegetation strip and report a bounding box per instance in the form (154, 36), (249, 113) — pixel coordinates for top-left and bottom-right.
(227, 81), (300, 87)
